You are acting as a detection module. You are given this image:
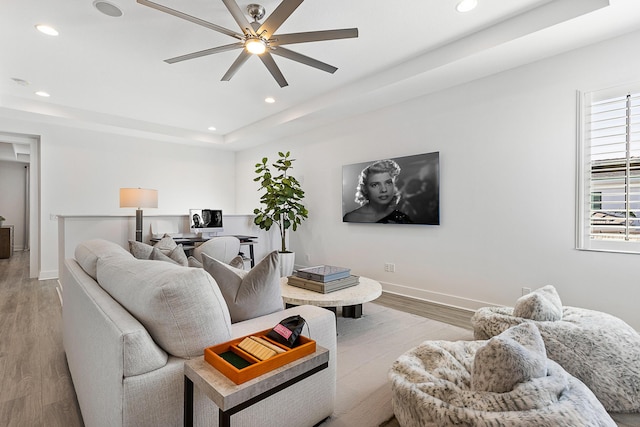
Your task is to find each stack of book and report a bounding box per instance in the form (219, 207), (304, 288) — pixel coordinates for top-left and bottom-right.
(288, 265), (359, 294)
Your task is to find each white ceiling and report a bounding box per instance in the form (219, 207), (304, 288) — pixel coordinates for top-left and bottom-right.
(1, 0), (640, 155)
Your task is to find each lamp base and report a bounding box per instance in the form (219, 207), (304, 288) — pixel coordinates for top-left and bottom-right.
(135, 209), (143, 242)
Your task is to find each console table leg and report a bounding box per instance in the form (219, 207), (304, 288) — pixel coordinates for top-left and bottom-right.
(184, 377), (194, 427)
(219, 408), (231, 427)
(342, 304), (362, 318)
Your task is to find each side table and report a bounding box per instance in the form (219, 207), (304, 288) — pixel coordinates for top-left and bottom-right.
(184, 345), (329, 427)
(0, 225), (14, 259)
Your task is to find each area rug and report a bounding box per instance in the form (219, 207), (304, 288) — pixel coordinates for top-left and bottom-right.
(378, 415), (400, 427)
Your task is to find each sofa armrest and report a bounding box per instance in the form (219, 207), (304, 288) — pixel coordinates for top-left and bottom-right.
(62, 258), (169, 427)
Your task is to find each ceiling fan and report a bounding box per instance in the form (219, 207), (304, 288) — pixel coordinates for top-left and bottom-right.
(137, 0), (359, 88)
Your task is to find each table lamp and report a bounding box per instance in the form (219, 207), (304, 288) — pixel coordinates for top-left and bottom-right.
(120, 188), (158, 242)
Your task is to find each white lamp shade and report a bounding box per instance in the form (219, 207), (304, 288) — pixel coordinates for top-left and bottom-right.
(119, 188), (158, 209)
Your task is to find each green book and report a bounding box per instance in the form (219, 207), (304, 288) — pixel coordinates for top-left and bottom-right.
(219, 351), (251, 370)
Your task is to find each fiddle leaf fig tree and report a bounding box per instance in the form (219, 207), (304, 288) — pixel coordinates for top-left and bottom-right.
(253, 151), (308, 253)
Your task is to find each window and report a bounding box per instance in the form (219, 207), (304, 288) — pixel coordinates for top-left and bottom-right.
(577, 84), (640, 253)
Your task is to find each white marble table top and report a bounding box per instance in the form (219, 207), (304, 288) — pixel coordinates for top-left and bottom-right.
(185, 346), (329, 411)
(280, 276), (382, 307)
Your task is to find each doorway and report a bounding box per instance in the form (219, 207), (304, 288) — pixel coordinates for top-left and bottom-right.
(0, 131), (40, 278)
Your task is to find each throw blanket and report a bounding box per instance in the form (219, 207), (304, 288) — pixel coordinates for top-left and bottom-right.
(389, 340), (615, 427)
(472, 306), (640, 412)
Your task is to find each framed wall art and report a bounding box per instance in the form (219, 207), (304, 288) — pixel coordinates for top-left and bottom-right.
(342, 152), (439, 225)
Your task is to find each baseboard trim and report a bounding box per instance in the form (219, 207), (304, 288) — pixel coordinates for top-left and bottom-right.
(375, 291), (475, 330)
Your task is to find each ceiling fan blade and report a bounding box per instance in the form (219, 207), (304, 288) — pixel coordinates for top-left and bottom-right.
(221, 50), (251, 82)
(259, 53), (289, 88)
(258, 0), (303, 38)
(221, 0), (256, 36)
(271, 47), (337, 74)
(165, 43), (244, 64)
(137, 0), (242, 40)
(270, 28), (359, 46)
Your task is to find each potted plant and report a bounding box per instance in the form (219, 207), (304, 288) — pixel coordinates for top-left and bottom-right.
(0, 216), (5, 227)
(253, 151), (308, 276)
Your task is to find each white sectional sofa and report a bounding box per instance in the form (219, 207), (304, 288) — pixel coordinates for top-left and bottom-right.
(61, 239), (336, 427)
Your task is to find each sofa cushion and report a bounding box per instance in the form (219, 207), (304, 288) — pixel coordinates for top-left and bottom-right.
(96, 256), (232, 358)
(202, 251), (283, 323)
(513, 285), (563, 321)
(75, 239), (133, 280)
(471, 323), (547, 393)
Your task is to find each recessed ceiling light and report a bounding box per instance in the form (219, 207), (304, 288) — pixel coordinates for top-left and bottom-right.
(93, 0), (124, 17)
(265, 97), (275, 104)
(456, 0), (478, 12)
(35, 91), (50, 97)
(207, 126), (217, 131)
(35, 24), (59, 36)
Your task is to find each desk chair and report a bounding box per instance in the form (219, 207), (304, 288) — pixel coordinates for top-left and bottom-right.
(192, 236), (241, 265)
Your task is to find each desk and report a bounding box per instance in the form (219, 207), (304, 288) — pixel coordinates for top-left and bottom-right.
(183, 346), (329, 427)
(150, 235), (258, 267)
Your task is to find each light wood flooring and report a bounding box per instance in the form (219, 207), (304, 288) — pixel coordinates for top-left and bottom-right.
(0, 251), (83, 426)
(1, 251), (638, 427)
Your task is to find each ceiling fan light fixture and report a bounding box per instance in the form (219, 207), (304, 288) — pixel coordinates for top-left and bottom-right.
(456, 0), (478, 12)
(245, 37), (267, 55)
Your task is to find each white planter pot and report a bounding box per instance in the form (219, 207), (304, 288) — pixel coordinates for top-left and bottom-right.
(278, 252), (295, 277)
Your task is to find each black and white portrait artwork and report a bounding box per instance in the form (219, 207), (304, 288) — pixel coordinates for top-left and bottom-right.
(190, 209), (223, 228)
(342, 152), (439, 225)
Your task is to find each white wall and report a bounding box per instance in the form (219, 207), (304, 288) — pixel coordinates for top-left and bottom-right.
(236, 29), (640, 330)
(0, 160), (27, 250)
(0, 117), (238, 278)
(2, 27), (639, 330)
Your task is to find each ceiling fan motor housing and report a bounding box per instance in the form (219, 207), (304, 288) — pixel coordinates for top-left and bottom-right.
(247, 4), (266, 21)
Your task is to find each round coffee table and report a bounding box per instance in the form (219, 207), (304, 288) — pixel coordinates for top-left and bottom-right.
(280, 276), (382, 318)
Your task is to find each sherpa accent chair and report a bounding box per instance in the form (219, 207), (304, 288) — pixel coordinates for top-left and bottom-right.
(389, 323), (615, 427)
(471, 285), (640, 413)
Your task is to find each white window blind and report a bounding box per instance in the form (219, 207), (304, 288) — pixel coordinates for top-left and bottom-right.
(577, 84), (640, 253)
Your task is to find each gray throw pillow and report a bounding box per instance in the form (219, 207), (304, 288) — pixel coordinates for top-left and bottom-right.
(513, 285), (563, 321)
(202, 250), (283, 323)
(129, 235), (186, 265)
(188, 256), (203, 268)
(471, 323), (548, 393)
(229, 255), (245, 269)
(128, 240), (153, 260)
(150, 245), (188, 266)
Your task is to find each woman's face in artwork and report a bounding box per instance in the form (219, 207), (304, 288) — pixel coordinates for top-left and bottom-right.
(366, 172), (395, 205)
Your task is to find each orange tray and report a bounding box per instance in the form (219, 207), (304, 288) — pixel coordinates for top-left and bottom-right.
(204, 329), (316, 384)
